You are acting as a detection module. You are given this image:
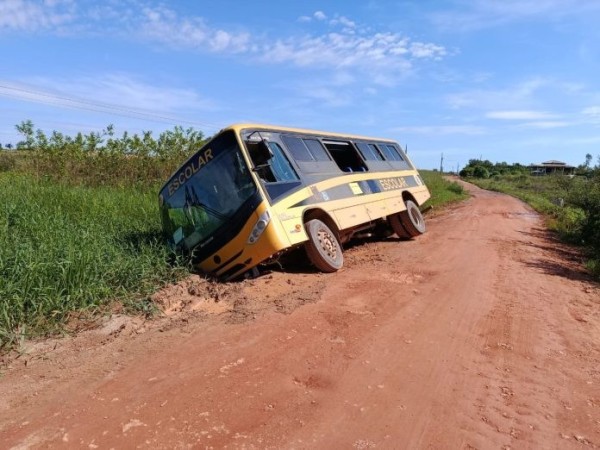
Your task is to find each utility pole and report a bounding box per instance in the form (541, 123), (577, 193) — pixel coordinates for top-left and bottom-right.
(440, 152), (444, 173)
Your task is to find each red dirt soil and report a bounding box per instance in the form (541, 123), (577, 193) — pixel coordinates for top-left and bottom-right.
(1, 181), (599, 449)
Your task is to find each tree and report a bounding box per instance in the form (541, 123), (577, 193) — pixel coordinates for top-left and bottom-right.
(15, 120), (36, 150)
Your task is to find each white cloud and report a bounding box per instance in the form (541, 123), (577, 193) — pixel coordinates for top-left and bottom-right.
(0, 0), (75, 32)
(138, 5), (251, 53)
(409, 42), (447, 59)
(432, 0), (600, 31)
(582, 106), (600, 121)
(486, 110), (557, 120)
(263, 32), (444, 70)
(330, 15), (356, 29)
(314, 11), (327, 21)
(1, 3), (447, 85)
(519, 121), (569, 128)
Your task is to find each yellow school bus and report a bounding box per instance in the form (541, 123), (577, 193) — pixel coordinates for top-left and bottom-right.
(159, 123), (430, 279)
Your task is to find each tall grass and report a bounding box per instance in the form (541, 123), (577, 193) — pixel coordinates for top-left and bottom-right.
(0, 173), (187, 347)
(420, 170), (468, 207)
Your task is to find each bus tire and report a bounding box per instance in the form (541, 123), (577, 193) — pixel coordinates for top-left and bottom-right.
(304, 219), (344, 272)
(402, 200), (426, 236)
(389, 214), (411, 240)
(390, 200), (426, 238)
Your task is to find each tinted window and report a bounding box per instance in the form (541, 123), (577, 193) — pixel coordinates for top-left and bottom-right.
(369, 144), (385, 160)
(356, 142), (384, 161)
(380, 144), (404, 162)
(267, 142), (299, 182)
(281, 135), (312, 161)
(303, 139), (331, 161)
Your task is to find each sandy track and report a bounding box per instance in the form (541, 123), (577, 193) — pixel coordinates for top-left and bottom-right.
(1, 181), (599, 449)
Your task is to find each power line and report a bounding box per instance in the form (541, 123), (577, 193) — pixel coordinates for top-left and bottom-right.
(0, 84), (222, 132)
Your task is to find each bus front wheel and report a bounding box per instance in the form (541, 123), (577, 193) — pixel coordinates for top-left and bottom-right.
(389, 200), (426, 239)
(304, 219), (344, 272)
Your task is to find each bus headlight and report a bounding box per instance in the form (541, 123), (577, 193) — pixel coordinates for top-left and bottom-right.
(247, 210), (271, 245)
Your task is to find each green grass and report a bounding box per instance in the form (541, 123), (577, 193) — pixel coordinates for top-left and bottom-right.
(0, 173), (187, 347)
(420, 170), (469, 208)
(470, 174), (559, 213)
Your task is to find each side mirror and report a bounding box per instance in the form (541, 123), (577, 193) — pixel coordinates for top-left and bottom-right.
(248, 140), (273, 168)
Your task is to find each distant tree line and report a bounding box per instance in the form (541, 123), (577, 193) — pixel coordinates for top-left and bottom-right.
(459, 155), (600, 179)
(459, 159), (529, 179)
(0, 120), (207, 187)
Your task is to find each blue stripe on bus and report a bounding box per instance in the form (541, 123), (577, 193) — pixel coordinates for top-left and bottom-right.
(290, 175), (417, 208)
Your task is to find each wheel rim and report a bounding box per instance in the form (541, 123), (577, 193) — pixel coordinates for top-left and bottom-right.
(317, 227), (338, 260)
(409, 207), (422, 227)
(408, 204), (424, 229)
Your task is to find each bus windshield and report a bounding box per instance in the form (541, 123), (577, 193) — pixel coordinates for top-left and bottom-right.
(159, 130), (257, 251)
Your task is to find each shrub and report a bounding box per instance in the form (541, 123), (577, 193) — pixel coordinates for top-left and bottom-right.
(567, 175), (600, 254)
(459, 166), (474, 177)
(0, 152), (16, 172)
(473, 166), (490, 179)
(448, 181), (464, 195)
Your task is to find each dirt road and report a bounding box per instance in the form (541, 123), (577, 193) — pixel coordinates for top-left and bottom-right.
(1, 182), (599, 449)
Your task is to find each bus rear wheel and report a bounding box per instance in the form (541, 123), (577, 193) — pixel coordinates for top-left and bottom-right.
(304, 219), (343, 272)
(389, 200), (426, 239)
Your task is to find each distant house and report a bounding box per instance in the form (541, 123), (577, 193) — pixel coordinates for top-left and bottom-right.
(529, 160), (575, 175)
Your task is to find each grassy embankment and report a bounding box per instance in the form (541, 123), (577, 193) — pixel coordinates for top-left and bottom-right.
(468, 173), (600, 277)
(420, 170), (468, 208)
(0, 123), (467, 347)
(0, 173), (188, 348)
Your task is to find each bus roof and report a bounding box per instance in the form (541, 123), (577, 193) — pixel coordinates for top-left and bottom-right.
(159, 123), (400, 194)
(221, 123), (398, 144)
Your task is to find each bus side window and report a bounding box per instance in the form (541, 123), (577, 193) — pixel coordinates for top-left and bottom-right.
(303, 139), (331, 161)
(385, 144), (404, 161)
(356, 142), (384, 161)
(266, 142), (299, 182)
(322, 140), (368, 173)
(281, 135), (313, 161)
(378, 143), (404, 162)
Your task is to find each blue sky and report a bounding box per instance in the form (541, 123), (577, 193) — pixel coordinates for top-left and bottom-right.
(1, 0), (600, 170)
